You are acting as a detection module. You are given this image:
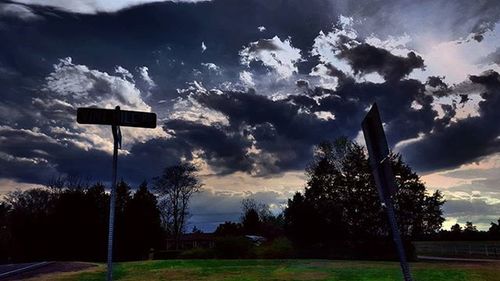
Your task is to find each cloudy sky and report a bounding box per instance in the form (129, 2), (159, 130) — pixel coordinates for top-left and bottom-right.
(1, 0), (499, 231)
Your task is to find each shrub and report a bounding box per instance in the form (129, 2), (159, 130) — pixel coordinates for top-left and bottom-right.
(256, 237), (295, 259)
(179, 248), (215, 259)
(214, 236), (254, 258)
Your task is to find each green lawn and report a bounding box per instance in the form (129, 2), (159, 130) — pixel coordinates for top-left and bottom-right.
(30, 259), (500, 281)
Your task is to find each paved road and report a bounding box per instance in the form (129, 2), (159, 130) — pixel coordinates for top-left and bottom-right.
(0, 262), (51, 279)
(418, 255), (500, 262)
(0, 262), (95, 280)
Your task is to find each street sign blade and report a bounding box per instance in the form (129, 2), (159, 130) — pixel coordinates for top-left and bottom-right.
(77, 107), (157, 128)
(361, 103), (396, 199)
(361, 103), (389, 163)
(119, 110), (157, 128)
(361, 103), (413, 281)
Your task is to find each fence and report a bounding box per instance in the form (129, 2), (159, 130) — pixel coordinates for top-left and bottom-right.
(413, 241), (500, 259)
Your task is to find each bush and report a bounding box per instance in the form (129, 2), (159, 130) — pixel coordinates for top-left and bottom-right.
(214, 236), (254, 258)
(256, 237), (295, 259)
(325, 240), (416, 261)
(179, 247), (215, 259)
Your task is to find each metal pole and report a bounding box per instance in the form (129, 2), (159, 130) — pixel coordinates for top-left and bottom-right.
(385, 200), (413, 281)
(107, 125), (119, 281)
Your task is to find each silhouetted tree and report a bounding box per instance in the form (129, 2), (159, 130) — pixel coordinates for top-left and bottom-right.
(0, 180), (164, 262)
(284, 138), (445, 257)
(240, 198), (284, 238)
(242, 208), (260, 235)
(153, 163), (202, 249)
(215, 221), (243, 236)
(451, 223), (462, 234)
(284, 192), (326, 247)
(122, 181), (163, 260)
(191, 226), (203, 234)
(489, 218), (500, 239)
(464, 221), (478, 233)
(0, 202), (11, 262)
(4, 188), (54, 261)
(47, 175), (91, 191)
(461, 221), (479, 240)
(114, 180), (132, 260)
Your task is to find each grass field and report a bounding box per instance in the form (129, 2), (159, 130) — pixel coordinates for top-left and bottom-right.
(25, 259), (500, 281)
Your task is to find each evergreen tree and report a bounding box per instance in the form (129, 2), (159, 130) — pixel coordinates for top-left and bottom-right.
(123, 181), (163, 260)
(285, 138), (445, 248)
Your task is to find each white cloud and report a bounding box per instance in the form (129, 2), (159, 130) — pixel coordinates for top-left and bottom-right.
(420, 153), (500, 230)
(314, 111), (335, 121)
(240, 36), (302, 80)
(170, 83), (229, 127)
(0, 178), (44, 198)
(0, 3), (40, 20)
(364, 23), (500, 85)
(189, 188), (294, 231)
(13, 0), (211, 14)
(138, 66), (156, 89)
(115, 65), (134, 81)
(200, 63), (221, 76)
(200, 62), (217, 71)
(201, 41), (207, 53)
(257, 26), (266, 32)
(365, 34), (413, 57)
(311, 16), (358, 77)
(46, 57), (150, 110)
(41, 57), (166, 152)
(239, 70), (255, 87)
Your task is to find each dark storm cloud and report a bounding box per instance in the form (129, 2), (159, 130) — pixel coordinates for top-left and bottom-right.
(0, 125), (114, 184)
(0, 0), (341, 185)
(295, 79), (310, 90)
(0, 123), (190, 186)
(0, 0), (339, 112)
(400, 71), (500, 172)
(186, 89), (339, 174)
(338, 43), (425, 82)
(426, 76), (452, 97)
(164, 119), (253, 174)
(312, 78), (436, 143)
(340, 0), (500, 43)
(1, 0), (500, 187)
(167, 73), (439, 175)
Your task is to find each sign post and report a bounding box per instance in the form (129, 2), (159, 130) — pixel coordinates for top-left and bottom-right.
(361, 103), (413, 281)
(77, 106), (156, 281)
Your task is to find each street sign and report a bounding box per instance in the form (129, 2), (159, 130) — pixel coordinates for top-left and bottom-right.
(361, 103), (397, 202)
(76, 106), (157, 281)
(361, 103), (413, 281)
(77, 107), (157, 128)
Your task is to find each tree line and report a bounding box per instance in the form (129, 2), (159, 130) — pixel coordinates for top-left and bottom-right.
(434, 220), (500, 241)
(1, 138), (498, 262)
(0, 180), (163, 263)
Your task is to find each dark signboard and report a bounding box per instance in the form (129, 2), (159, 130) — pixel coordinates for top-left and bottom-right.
(77, 107), (156, 128)
(361, 103), (397, 202)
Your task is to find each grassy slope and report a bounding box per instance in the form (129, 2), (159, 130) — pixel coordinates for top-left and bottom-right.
(27, 259), (500, 281)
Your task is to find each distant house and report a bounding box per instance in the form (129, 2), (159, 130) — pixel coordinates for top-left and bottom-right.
(166, 233), (216, 251)
(245, 235), (266, 246)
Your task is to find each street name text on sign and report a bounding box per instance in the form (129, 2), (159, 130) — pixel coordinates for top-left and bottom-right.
(77, 107), (157, 128)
